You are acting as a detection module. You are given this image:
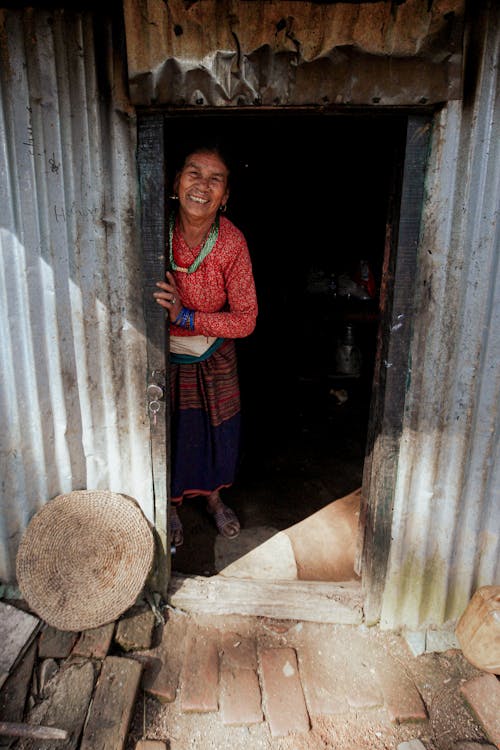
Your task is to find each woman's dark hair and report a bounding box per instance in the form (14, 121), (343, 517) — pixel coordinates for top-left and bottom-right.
(168, 142), (233, 198)
(183, 144), (230, 168)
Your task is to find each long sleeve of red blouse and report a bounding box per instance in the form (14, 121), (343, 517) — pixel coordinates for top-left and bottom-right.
(170, 217), (258, 340)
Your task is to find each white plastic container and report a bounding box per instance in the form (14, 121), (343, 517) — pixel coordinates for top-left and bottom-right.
(456, 585), (500, 674)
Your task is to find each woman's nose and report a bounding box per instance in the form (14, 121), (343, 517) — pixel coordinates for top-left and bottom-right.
(196, 175), (210, 188)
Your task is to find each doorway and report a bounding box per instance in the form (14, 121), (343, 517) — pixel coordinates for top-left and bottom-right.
(164, 111), (407, 578)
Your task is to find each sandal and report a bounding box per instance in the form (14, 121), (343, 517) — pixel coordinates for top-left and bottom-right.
(170, 506), (184, 547)
(207, 501), (240, 539)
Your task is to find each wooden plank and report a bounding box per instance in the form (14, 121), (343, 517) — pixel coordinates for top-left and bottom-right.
(80, 657), (142, 750)
(360, 115), (432, 624)
(0, 640), (36, 724)
(0, 603), (40, 689)
(168, 574), (363, 624)
(17, 661), (95, 750)
(0, 722), (68, 740)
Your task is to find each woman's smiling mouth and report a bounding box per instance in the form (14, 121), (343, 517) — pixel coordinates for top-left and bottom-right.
(188, 194), (209, 205)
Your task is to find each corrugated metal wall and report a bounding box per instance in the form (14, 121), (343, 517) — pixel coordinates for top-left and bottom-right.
(0, 7), (153, 582)
(381, 3), (500, 629)
(1, 1), (497, 628)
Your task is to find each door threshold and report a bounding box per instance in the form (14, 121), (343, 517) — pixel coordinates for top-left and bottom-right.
(168, 573), (364, 624)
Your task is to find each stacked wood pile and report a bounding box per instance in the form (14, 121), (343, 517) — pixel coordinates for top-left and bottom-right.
(0, 597), (162, 749)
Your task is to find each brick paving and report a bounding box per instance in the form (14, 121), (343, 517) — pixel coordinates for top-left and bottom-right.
(127, 613), (499, 748)
(1, 598), (498, 749)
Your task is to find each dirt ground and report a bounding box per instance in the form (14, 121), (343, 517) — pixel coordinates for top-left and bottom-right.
(125, 612), (490, 750)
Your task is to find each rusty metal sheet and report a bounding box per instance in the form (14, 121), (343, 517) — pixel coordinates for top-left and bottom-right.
(124, 0), (464, 106)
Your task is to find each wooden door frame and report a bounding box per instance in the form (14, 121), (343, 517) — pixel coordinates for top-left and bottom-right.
(359, 114), (432, 623)
(137, 114), (170, 594)
(137, 109), (432, 624)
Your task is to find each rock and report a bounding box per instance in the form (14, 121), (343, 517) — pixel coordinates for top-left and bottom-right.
(115, 608), (156, 652)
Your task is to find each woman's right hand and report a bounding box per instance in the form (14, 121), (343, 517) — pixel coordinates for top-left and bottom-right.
(153, 271), (182, 322)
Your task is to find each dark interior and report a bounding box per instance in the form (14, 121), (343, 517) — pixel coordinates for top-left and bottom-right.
(165, 112), (407, 575)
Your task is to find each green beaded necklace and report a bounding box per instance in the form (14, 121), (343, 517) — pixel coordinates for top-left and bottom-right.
(168, 213), (219, 274)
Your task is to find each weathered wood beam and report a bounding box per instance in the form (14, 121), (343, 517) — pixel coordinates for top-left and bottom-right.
(168, 574), (364, 624)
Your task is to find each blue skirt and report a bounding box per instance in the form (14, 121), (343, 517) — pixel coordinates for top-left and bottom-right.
(169, 339), (241, 503)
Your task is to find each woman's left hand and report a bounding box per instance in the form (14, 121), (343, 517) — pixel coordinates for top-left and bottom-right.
(154, 271), (182, 323)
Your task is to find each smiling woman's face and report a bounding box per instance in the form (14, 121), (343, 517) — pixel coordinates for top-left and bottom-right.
(176, 150), (229, 224)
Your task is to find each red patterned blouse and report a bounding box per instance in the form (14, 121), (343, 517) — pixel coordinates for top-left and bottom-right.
(169, 216), (258, 339)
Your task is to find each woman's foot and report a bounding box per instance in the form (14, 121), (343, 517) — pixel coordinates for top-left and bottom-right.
(170, 505), (184, 547)
(206, 491), (240, 539)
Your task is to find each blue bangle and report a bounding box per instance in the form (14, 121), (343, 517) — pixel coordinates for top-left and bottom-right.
(174, 306), (195, 331)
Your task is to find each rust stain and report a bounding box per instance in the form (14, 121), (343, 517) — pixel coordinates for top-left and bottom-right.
(123, 0), (465, 106)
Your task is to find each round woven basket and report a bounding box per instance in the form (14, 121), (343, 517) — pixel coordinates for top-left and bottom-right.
(16, 490), (154, 631)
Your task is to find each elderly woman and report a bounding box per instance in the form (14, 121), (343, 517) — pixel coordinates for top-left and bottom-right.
(154, 146), (258, 548)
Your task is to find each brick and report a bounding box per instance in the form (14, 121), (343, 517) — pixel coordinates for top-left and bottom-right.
(38, 626), (78, 659)
(345, 666), (383, 710)
(460, 673), (500, 748)
(179, 626), (219, 712)
(220, 668), (263, 726)
(375, 657), (427, 723)
(135, 742), (168, 750)
(296, 637), (349, 715)
(128, 613), (187, 704)
(341, 636), (383, 710)
(72, 622), (115, 659)
(80, 656), (142, 750)
(259, 647), (310, 737)
(220, 633), (258, 670)
(17, 660), (95, 750)
(115, 608), (156, 652)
